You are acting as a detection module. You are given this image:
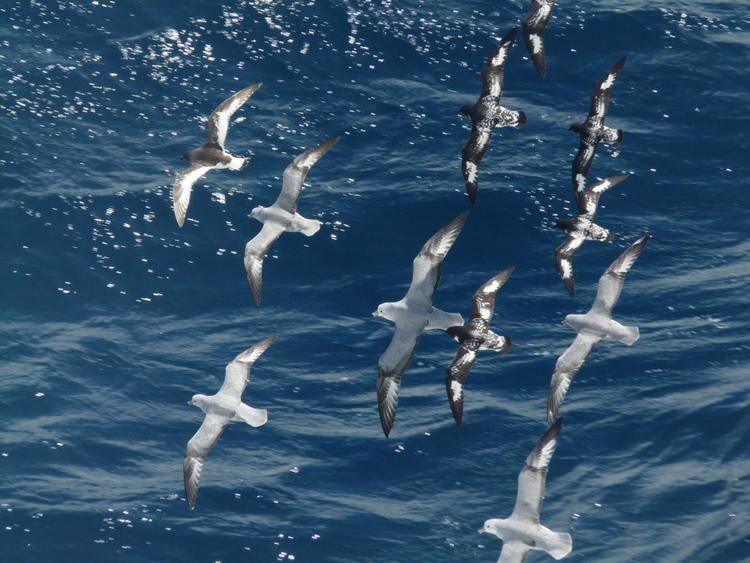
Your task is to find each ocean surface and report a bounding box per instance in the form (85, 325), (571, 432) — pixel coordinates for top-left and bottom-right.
(2, 0), (749, 561)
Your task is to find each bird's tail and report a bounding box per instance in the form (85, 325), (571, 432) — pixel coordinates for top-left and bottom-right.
(619, 325), (640, 346)
(233, 404), (268, 427)
(299, 218), (322, 237)
(488, 333), (511, 354)
(547, 531), (573, 560)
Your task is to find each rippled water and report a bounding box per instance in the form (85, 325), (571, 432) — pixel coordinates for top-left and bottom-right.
(2, 1), (749, 561)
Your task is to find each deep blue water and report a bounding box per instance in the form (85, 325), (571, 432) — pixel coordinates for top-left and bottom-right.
(2, 0), (750, 561)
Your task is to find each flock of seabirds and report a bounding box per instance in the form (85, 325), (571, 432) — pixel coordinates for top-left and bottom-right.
(171, 2), (651, 561)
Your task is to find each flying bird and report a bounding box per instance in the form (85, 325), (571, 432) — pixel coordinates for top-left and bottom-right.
(460, 28), (527, 205)
(480, 418), (573, 562)
(555, 173), (631, 296)
(570, 57), (626, 193)
(445, 267), (514, 425)
(373, 211), (469, 437)
(522, 0), (554, 77)
(244, 137), (339, 305)
(183, 335), (276, 510)
(173, 83), (261, 227)
(548, 233), (651, 422)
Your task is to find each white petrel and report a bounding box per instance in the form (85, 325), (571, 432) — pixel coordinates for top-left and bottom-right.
(173, 83), (261, 227)
(373, 211), (469, 437)
(244, 137), (339, 305)
(183, 335), (276, 510)
(548, 233), (650, 422)
(570, 57), (626, 193)
(480, 418), (572, 562)
(445, 267), (514, 425)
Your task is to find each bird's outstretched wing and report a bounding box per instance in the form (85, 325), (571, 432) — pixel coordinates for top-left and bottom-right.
(571, 139), (597, 193)
(244, 221), (286, 305)
(377, 324), (422, 437)
(576, 173), (630, 218)
(219, 335), (277, 397)
(274, 137), (339, 213)
(183, 412), (228, 510)
(445, 346), (477, 425)
(206, 83), (262, 150)
(588, 57), (626, 121)
(472, 267), (514, 322)
(405, 211), (470, 305)
(462, 125), (493, 204)
(555, 235), (584, 297)
(512, 418), (563, 522)
(546, 332), (599, 422)
(497, 539), (530, 563)
(481, 27), (518, 98)
(591, 233), (651, 316)
(172, 164), (213, 227)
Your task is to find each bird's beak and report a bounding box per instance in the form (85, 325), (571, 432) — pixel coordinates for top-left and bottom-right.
(372, 311), (379, 317)
(187, 400), (194, 406)
(478, 528), (485, 534)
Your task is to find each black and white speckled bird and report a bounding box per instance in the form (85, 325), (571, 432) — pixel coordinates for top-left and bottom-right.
(555, 174), (630, 296)
(172, 84), (261, 227)
(522, 0), (554, 78)
(570, 57), (626, 193)
(445, 267), (514, 425)
(460, 28), (527, 205)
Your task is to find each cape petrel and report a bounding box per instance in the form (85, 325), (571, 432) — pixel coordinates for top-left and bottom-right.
(570, 57), (626, 193)
(445, 267), (514, 425)
(555, 173), (630, 296)
(460, 28), (527, 205)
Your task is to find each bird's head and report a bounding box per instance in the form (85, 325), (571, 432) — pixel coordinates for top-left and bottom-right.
(372, 302), (396, 321)
(479, 518), (505, 538)
(459, 104), (473, 116)
(188, 394), (207, 410)
(249, 206), (265, 221)
(556, 218), (575, 232)
(569, 122), (584, 134)
(446, 325), (463, 341)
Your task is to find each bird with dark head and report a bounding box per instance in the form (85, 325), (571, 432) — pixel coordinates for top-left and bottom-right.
(554, 173), (631, 296)
(459, 28), (527, 205)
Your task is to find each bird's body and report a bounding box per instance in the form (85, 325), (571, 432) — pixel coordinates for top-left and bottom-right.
(172, 83), (261, 227)
(555, 173), (630, 295)
(374, 211), (470, 437)
(548, 233), (651, 422)
(445, 268), (514, 424)
(183, 335), (276, 510)
(244, 137), (339, 305)
(570, 58), (626, 193)
(480, 419), (572, 562)
(461, 28), (526, 204)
